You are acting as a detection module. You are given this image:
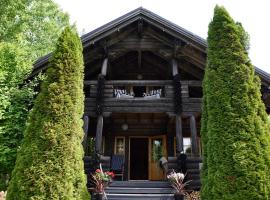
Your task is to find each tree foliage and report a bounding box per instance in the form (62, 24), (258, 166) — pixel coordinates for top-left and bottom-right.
(7, 26), (89, 200)
(201, 6), (270, 200)
(0, 43), (36, 189)
(0, 0), (69, 190)
(0, 0), (69, 57)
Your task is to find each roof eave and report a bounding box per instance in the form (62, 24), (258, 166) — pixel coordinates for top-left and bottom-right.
(30, 7), (270, 86)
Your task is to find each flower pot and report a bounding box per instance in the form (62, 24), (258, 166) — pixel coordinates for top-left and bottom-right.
(174, 193), (184, 200)
(93, 193), (104, 200)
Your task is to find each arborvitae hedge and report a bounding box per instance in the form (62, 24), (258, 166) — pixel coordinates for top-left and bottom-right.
(7, 27), (89, 199)
(201, 6), (270, 200)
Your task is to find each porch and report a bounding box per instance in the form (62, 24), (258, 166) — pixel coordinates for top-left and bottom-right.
(83, 112), (202, 190)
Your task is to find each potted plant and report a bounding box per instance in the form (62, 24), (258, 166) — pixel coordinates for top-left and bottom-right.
(167, 171), (190, 200)
(0, 191), (6, 200)
(91, 165), (115, 200)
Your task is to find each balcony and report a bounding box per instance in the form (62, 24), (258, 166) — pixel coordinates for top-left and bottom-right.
(84, 80), (202, 116)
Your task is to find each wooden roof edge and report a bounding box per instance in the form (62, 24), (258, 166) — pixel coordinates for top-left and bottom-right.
(255, 66), (270, 86)
(80, 7), (207, 49)
(32, 7), (207, 70)
(29, 7), (270, 86)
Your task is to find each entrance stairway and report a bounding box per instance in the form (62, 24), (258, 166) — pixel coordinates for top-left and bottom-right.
(104, 181), (175, 200)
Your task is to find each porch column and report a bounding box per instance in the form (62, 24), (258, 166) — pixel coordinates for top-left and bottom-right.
(95, 57), (108, 155)
(172, 58), (184, 155)
(82, 115), (89, 153)
(175, 115), (184, 154)
(172, 58), (179, 76)
(101, 57), (108, 76)
(95, 115), (104, 154)
(190, 115), (198, 155)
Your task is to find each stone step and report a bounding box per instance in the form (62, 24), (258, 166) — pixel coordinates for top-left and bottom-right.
(106, 187), (174, 194)
(106, 193), (174, 200)
(109, 181), (170, 188)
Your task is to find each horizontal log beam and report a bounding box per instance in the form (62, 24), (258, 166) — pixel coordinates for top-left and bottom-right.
(84, 111), (200, 118)
(84, 105), (201, 113)
(85, 97), (202, 104)
(84, 80), (202, 86)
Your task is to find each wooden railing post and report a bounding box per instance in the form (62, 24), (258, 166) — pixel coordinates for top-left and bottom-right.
(190, 115), (198, 155)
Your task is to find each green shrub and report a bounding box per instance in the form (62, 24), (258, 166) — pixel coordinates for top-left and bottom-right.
(6, 26), (89, 200)
(201, 5), (270, 200)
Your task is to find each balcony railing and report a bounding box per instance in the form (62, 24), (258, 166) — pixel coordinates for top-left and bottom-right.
(84, 80), (202, 115)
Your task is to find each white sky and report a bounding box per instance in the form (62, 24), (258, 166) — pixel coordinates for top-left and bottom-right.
(53, 0), (270, 74)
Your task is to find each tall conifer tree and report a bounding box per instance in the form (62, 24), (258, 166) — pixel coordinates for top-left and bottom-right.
(6, 27), (89, 199)
(201, 6), (270, 200)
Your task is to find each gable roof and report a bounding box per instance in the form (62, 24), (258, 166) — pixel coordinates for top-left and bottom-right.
(80, 7), (207, 50)
(31, 7), (270, 86)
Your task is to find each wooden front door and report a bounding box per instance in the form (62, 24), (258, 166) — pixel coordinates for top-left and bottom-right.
(130, 138), (149, 180)
(148, 135), (167, 180)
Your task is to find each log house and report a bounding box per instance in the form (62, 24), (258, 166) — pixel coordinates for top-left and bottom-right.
(30, 8), (270, 189)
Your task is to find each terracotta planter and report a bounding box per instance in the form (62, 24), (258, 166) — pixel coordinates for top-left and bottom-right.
(93, 193), (104, 200)
(174, 193), (184, 200)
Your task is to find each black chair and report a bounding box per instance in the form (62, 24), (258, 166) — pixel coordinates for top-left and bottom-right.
(111, 155), (125, 181)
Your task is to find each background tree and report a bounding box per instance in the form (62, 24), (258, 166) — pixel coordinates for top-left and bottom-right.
(0, 0), (69, 190)
(201, 5), (270, 200)
(0, 0), (69, 57)
(7, 26), (89, 200)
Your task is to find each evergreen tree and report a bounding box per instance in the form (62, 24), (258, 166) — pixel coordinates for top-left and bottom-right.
(0, 0), (69, 190)
(6, 27), (89, 200)
(201, 6), (270, 200)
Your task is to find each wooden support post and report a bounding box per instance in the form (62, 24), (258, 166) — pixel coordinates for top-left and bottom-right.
(175, 115), (184, 154)
(138, 19), (143, 38)
(95, 115), (104, 154)
(101, 57), (108, 76)
(138, 50), (142, 69)
(190, 115), (198, 155)
(172, 58), (179, 76)
(82, 115), (89, 153)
